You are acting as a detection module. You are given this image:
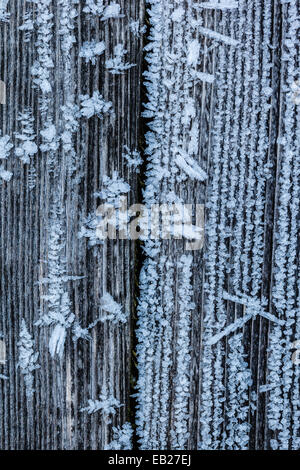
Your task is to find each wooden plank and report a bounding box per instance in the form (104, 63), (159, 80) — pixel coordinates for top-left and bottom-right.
(0, 0), (299, 451)
(0, 0), (144, 450)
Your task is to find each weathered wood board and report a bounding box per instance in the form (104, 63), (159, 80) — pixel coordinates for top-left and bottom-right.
(0, 0), (299, 451)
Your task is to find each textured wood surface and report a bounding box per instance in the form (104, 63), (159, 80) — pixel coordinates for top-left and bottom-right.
(0, 0), (144, 450)
(135, 0), (299, 451)
(0, 0), (299, 451)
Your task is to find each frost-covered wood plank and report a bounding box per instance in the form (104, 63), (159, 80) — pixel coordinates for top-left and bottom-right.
(0, 0), (144, 450)
(0, 0), (299, 452)
(197, 0), (299, 451)
(136, 0), (299, 451)
(265, 0), (300, 450)
(135, 0), (211, 450)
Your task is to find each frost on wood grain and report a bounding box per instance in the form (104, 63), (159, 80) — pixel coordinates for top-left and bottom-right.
(0, 0), (143, 450)
(198, 0), (299, 451)
(17, 320), (40, 399)
(0, 0), (299, 451)
(137, 0), (299, 451)
(105, 422), (133, 450)
(136, 0), (209, 450)
(80, 389), (122, 419)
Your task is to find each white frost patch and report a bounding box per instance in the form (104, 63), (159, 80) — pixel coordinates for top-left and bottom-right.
(100, 293), (128, 324)
(260, 383), (277, 393)
(95, 171), (130, 206)
(16, 141), (37, 163)
(72, 322), (91, 342)
(31, 61), (52, 94)
(129, 19), (146, 37)
(105, 422), (133, 450)
(101, 3), (123, 21)
(198, 1), (238, 9)
(0, 167), (12, 181)
(78, 212), (104, 248)
(80, 41), (106, 64)
(83, 1), (123, 20)
(19, 11), (34, 43)
(15, 110), (38, 164)
(0, 0), (9, 22)
(49, 323), (67, 359)
(17, 320), (40, 398)
(187, 40), (200, 67)
(0, 134), (13, 160)
(106, 44), (136, 74)
(40, 123), (59, 152)
(123, 145), (142, 172)
(199, 27), (239, 46)
(207, 291), (285, 345)
(190, 70), (215, 84)
(171, 7), (185, 22)
(80, 91), (112, 119)
(182, 98), (196, 127)
(19, 19), (34, 32)
(175, 152), (208, 182)
(80, 389), (122, 422)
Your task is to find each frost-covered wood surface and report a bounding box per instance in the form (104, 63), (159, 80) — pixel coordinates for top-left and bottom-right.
(0, 0), (299, 451)
(0, 0), (144, 449)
